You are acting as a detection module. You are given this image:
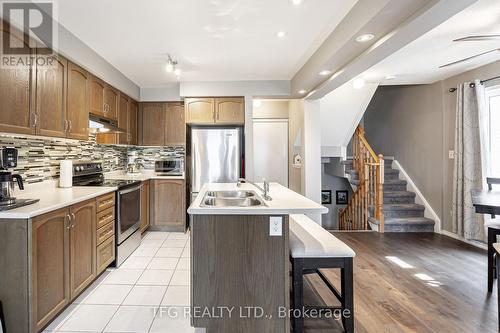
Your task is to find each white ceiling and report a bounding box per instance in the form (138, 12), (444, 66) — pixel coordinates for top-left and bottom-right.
(364, 0), (500, 85)
(56, 0), (357, 87)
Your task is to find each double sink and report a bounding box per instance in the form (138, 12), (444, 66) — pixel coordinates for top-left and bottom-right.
(201, 190), (266, 207)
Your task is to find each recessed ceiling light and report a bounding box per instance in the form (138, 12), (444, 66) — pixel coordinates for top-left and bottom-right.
(253, 100), (262, 108)
(385, 75), (397, 80)
(291, 0), (302, 5)
(353, 78), (365, 89)
(319, 70), (332, 76)
(298, 89), (307, 94)
(355, 33), (375, 43)
(277, 31), (287, 38)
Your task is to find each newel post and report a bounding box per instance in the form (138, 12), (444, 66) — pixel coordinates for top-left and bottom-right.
(377, 154), (385, 233)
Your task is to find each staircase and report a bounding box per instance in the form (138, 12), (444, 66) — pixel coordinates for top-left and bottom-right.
(338, 126), (435, 233)
(343, 159), (435, 232)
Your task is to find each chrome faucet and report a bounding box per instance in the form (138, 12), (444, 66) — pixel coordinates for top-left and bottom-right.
(237, 178), (272, 201)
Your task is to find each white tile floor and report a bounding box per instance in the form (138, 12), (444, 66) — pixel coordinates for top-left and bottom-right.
(43, 231), (204, 333)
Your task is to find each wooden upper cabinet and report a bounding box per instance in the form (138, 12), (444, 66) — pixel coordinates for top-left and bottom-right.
(140, 103), (165, 146)
(69, 200), (96, 298)
(35, 54), (68, 138)
(118, 94), (129, 144)
(185, 98), (215, 124)
(129, 100), (139, 145)
(185, 98), (245, 125)
(90, 75), (105, 117)
(104, 85), (119, 120)
(32, 208), (70, 333)
(215, 97), (245, 124)
(165, 102), (185, 145)
(66, 62), (90, 140)
(0, 28), (35, 135)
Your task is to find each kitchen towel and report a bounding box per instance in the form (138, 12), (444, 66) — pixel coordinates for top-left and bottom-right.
(59, 160), (73, 188)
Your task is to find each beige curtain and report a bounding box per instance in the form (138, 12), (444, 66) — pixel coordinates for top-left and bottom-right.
(452, 80), (487, 241)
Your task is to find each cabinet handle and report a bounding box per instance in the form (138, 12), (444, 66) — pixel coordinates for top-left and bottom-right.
(68, 120), (73, 133)
(65, 214), (71, 230)
(63, 120), (68, 133)
(71, 213), (76, 228)
(33, 113), (38, 127)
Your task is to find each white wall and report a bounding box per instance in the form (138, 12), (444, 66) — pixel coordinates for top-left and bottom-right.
(55, 21), (140, 99)
(302, 100), (323, 224)
(140, 84), (181, 101)
(319, 80), (378, 156)
(179, 81), (290, 97)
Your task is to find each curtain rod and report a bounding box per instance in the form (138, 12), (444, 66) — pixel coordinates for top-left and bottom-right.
(449, 75), (500, 93)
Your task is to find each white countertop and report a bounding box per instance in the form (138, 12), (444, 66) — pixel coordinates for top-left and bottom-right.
(0, 186), (117, 219)
(188, 183), (328, 215)
(105, 170), (185, 181)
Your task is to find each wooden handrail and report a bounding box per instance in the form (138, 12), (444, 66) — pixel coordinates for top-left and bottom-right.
(339, 125), (385, 232)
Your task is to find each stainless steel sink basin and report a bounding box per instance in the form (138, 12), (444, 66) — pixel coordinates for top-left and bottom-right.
(205, 190), (256, 198)
(202, 197), (265, 207)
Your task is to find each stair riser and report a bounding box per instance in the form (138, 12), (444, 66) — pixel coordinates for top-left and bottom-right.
(349, 173), (400, 181)
(383, 196), (415, 204)
(383, 210), (424, 218)
(384, 184), (407, 191)
(383, 225), (435, 232)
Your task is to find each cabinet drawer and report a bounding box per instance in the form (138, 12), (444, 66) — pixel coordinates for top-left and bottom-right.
(97, 221), (114, 246)
(97, 236), (115, 274)
(97, 193), (115, 212)
(97, 207), (114, 229)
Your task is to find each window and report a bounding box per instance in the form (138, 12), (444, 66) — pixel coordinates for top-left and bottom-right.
(486, 85), (500, 177)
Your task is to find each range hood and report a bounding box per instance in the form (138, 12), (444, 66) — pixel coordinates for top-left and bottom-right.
(89, 115), (127, 133)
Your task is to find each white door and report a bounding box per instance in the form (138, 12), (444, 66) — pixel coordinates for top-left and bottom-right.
(253, 119), (289, 186)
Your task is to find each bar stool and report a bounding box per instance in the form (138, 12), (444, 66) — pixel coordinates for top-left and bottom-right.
(289, 214), (355, 333)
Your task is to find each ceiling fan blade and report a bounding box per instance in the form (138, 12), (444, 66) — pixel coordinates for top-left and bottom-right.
(454, 35), (500, 42)
(439, 49), (500, 68)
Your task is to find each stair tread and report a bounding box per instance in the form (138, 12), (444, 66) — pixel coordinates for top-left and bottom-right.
(369, 216), (435, 225)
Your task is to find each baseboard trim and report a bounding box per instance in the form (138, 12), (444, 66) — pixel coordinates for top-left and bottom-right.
(440, 230), (487, 250)
(392, 160), (442, 233)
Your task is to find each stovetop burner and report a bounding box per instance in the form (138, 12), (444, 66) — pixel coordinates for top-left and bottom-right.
(72, 162), (141, 189)
(0, 198), (40, 211)
(101, 179), (142, 188)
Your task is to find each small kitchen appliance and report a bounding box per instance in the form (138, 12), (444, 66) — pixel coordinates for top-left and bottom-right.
(0, 147), (39, 211)
(155, 157), (184, 176)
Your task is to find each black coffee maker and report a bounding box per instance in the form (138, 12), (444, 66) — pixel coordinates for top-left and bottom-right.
(0, 147), (24, 206)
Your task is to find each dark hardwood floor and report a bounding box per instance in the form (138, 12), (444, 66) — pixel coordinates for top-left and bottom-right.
(301, 232), (496, 333)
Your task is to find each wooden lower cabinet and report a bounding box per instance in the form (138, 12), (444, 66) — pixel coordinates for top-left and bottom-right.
(96, 193), (116, 275)
(28, 194), (114, 333)
(97, 236), (115, 274)
(69, 200), (96, 298)
(140, 180), (150, 233)
(151, 179), (186, 232)
(32, 208), (71, 333)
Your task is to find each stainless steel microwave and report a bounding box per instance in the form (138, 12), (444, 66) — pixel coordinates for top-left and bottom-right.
(155, 157), (184, 176)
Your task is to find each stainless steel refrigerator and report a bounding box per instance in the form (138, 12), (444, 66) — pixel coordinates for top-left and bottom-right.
(190, 127), (243, 198)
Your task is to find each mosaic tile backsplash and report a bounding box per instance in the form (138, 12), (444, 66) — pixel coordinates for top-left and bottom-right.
(0, 133), (185, 184)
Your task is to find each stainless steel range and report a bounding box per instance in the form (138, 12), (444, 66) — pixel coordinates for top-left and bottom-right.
(73, 162), (142, 266)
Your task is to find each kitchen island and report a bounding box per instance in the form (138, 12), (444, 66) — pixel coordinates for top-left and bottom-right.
(187, 182), (327, 333)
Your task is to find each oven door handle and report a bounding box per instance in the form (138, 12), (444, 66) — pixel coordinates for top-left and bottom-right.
(118, 184), (143, 195)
